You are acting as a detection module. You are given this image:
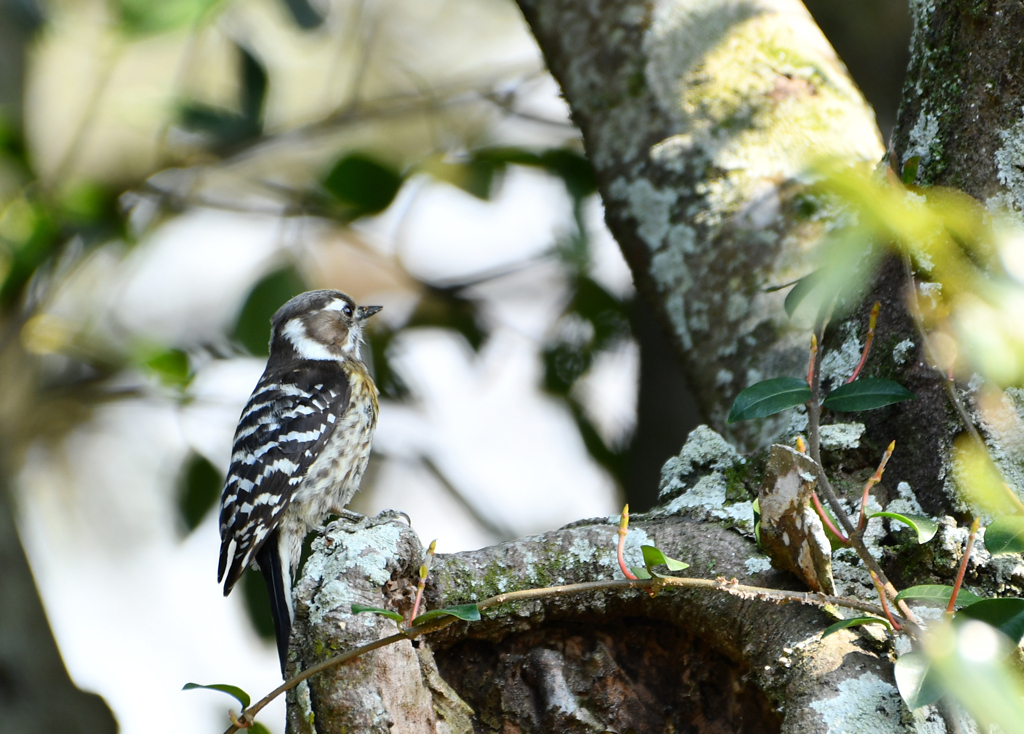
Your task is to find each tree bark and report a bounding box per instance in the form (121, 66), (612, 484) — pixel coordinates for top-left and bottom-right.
(288, 0), (1024, 731)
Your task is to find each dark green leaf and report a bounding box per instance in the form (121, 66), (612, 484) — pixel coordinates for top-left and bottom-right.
(351, 605), (404, 623)
(323, 154), (403, 220)
(727, 377), (811, 423)
(411, 603), (481, 625)
(984, 515), (1024, 556)
(241, 567), (275, 641)
(279, 0), (324, 28)
(177, 453), (221, 533)
(538, 149), (597, 200)
(902, 156), (920, 185)
(406, 286), (486, 352)
(821, 378), (915, 412)
(641, 545), (689, 573)
(233, 266), (307, 356)
(784, 270), (824, 318)
(957, 598), (1024, 645)
(238, 44), (267, 129)
(250, 724), (272, 734)
(822, 616), (892, 637)
(894, 651), (943, 709)
(895, 585), (984, 608)
(869, 512), (938, 543)
(182, 682), (251, 709)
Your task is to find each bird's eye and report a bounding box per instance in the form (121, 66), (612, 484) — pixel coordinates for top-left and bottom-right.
(343, 304), (353, 317)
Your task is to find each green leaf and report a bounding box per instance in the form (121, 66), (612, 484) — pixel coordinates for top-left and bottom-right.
(984, 515), (1024, 556)
(177, 453), (221, 533)
(641, 545), (689, 573)
(411, 603), (481, 626)
(117, 0), (220, 36)
(784, 269), (824, 318)
(238, 44), (267, 130)
(630, 567), (653, 580)
(902, 156), (921, 185)
(141, 346), (191, 388)
(323, 154), (404, 220)
(869, 512), (938, 543)
(957, 598), (1024, 645)
(241, 567), (275, 641)
(727, 377), (811, 423)
(250, 724), (272, 734)
(821, 378), (915, 412)
(279, 0), (324, 28)
(895, 585), (984, 608)
(538, 149), (597, 200)
(233, 266), (308, 356)
(182, 682), (251, 709)
(351, 605), (404, 623)
(822, 616), (892, 637)
(894, 651), (944, 709)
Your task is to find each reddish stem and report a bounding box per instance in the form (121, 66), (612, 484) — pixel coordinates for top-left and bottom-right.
(617, 505), (638, 580)
(870, 570), (902, 631)
(812, 491), (849, 545)
(409, 539), (437, 624)
(807, 334), (817, 387)
(858, 440), (895, 530)
(847, 301), (880, 384)
(947, 518), (980, 614)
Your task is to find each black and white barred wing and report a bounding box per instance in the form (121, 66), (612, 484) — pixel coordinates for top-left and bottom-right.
(217, 364), (351, 594)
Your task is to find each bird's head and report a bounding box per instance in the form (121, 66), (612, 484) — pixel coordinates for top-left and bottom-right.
(268, 290), (382, 362)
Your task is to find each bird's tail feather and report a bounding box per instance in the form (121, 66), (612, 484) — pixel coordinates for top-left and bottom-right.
(256, 529), (292, 677)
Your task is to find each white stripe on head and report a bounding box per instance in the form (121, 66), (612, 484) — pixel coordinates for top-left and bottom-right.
(323, 298), (351, 312)
(281, 318), (339, 361)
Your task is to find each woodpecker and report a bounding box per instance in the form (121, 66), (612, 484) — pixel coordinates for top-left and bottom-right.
(217, 289), (381, 675)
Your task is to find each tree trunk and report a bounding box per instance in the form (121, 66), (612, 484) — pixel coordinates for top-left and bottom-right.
(288, 0), (1024, 731)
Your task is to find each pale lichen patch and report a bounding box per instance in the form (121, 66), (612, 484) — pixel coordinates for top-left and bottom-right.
(893, 339), (915, 365)
(819, 422), (865, 451)
(809, 672), (945, 733)
(995, 107), (1024, 213)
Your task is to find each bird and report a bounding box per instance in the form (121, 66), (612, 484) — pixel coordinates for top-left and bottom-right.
(217, 289), (381, 675)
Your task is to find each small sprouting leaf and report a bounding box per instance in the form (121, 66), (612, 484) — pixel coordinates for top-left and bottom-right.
(183, 683), (251, 709)
(895, 585), (984, 608)
(984, 515), (1024, 556)
(869, 512), (938, 543)
(351, 605), (404, 623)
(784, 269), (824, 318)
(894, 651), (944, 709)
(630, 567), (653, 580)
(957, 598), (1024, 645)
(821, 378), (915, 412)
(411, 604), (481, 626)
(752, 498), (761, 547)
(727, 377), (811, 423)
(822, 616), (892, 637)
(641, 545), (689, 574)
(902, 156), (921, 185)
(323, 154), (403, 220)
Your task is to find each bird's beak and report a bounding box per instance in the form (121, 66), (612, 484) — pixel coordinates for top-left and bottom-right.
(358, 305), (382, 321)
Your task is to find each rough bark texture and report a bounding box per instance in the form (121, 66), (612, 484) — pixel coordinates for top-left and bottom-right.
(516, 0), (883, 450)
(289, 0), (1024, 732)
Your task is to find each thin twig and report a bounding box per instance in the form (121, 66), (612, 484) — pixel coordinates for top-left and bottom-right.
(221, 574), (898, 733)
(806, 316), (919, 626)
(617, 505), (638, 580)
(847, 301), (880, 383)
(858, 441), (895, 530)
(812, 491), (849, 544)
(947, 517), (980, 614)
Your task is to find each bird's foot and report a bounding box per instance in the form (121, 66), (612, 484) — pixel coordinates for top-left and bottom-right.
(368, 508), (412, 527)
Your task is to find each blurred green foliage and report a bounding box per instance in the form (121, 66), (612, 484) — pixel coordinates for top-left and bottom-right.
(233, 267), (309, 357)
(177, 452), (222, 534)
